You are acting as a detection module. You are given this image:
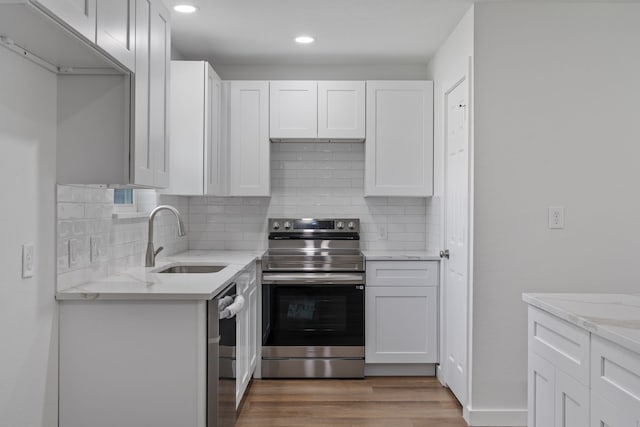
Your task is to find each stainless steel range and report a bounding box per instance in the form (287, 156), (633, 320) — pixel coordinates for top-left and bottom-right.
(261, 218), (365, 378)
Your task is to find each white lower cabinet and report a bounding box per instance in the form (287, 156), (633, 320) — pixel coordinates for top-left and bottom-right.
(528, 308), (590, 427)
(527, 305), (640, 427)
(365, 261), (439, 364)
(591, 393), (636, 427)
(555, 370), (589, 427)
(235, 263), (257, 407)
(59, 300), (208, 427)
(528, 352), (555, 427)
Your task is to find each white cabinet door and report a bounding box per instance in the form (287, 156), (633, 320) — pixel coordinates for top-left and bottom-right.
(318, 81), (365, 140)
(164, 61), (206, 195)
(365, 285), (438, 364)
(591, 394), (636, 427)
(528, 352), (556, 427)
(229, 81), (270, 196)
(164, 61), (222, 195)
(131, 0), (153, 186)
(269, 81), (317, 140)
(248, 280), (258, 373)
(555, 370), (589, 427)
(96, 0), (135, 71)
(35, 0), (97, 41)
(148, 0), (170, 188)
(365, 81), (433, 196)
(236, 301), (249, 408)
(591, 335), (640, 425)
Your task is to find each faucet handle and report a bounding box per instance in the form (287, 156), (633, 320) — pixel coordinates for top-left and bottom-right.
(154, 246), (164, 257)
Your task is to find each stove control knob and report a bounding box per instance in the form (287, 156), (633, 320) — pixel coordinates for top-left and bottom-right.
(272, 221), (280, 230)
(336, 221), (344, 230)
(347, 221), (356, 230)
(283, 221), (292, 230)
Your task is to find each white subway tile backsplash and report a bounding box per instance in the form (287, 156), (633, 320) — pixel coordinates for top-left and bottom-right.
(56, 185), (189, 291)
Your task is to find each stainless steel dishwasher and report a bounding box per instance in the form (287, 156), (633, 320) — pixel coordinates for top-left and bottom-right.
(208, 283), (237, 427)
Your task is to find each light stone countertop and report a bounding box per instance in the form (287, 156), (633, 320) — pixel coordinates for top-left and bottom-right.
(523, 293), (640, 355)
(56, 250), (262, 301)
(362, 250), (441, 261)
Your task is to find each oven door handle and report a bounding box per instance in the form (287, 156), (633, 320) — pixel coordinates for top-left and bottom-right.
(261, 272), (365, 285)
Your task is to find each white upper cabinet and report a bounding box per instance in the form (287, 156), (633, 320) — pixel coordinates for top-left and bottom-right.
(34, 0), (97, 41)
(148, 0), (170, 188)
(95, 0), (135, 71)
(270, 81), (317, 140)
(269, 81), (365, 141)
(318, 81), (365, 140)
(56, 0), (169, 187)
(163, 61), (223, 196)
(33, 0), (135, 71)
(130, 0), (170, 188)
(228, 81), (270, 196)
(365, 81), (433, 197)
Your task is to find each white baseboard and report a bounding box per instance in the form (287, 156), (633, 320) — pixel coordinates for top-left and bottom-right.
(435, 364), (446, 386)
(364, 363), (436, 376)
(463, 407), (527, 426)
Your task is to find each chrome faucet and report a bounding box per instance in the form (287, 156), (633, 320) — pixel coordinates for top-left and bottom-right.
(145, 205), (186, 267)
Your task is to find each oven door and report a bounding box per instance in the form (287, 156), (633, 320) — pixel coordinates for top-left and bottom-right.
(262, 278), (365, 348)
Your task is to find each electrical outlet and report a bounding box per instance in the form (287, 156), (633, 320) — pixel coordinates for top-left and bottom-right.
(68, 239), (80, 267)
(22, 243), (35, 278)
(90, 235), (105, 263)
(378, 225), (388, 240)
(548, 206), (565, 229)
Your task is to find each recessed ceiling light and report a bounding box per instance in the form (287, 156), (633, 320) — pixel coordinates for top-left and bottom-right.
(173, 4), (198, 13)
(295, 36), (315, 44)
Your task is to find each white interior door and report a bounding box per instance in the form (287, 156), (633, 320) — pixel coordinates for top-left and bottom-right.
(443, 74), (470, 406)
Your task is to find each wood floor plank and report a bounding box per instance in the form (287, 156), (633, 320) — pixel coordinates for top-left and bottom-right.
(236, 377), (468, 427)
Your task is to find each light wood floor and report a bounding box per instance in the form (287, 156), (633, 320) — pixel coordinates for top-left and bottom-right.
(236, 377), (468, 427)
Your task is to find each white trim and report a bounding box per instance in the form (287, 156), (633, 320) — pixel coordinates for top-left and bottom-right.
(436, 364), (446, 386)
(112, 212), (148, 220)
(463, 407), (527, 426)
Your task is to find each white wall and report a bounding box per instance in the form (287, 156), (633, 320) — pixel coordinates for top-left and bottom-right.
(426, 6), (474, 199)
(471, 1), (640, 420)
(211, 63), (429, 80)
(189, 142), (437, 251)
(0, 48), (58, 426)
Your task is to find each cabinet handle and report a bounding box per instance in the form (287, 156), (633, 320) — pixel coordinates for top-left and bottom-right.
(440, 249), (450, 259)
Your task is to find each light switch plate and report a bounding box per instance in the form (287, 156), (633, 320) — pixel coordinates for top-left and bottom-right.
(22, 243), (35, 278)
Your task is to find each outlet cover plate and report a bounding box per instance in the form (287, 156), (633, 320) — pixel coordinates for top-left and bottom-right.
(548, 206), (565, 229)
(22, 243), (35, 278)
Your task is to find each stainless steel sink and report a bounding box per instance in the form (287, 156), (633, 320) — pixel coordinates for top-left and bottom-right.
(156, 265), (226, 274)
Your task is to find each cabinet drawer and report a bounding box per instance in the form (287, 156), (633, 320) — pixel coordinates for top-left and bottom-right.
(366, 261), (438, 287)
(591, 335), (640, 417)
(528, 306), (590, 385)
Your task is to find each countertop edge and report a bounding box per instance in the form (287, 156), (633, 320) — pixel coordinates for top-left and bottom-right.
(523, 293), (640, 355)
(56, 251), (260, 301)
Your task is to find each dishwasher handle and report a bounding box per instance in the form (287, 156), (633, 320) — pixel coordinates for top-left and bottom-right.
(219, 295), (245, 319)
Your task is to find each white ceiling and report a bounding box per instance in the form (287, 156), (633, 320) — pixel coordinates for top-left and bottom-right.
(167, 0), (473, 66)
